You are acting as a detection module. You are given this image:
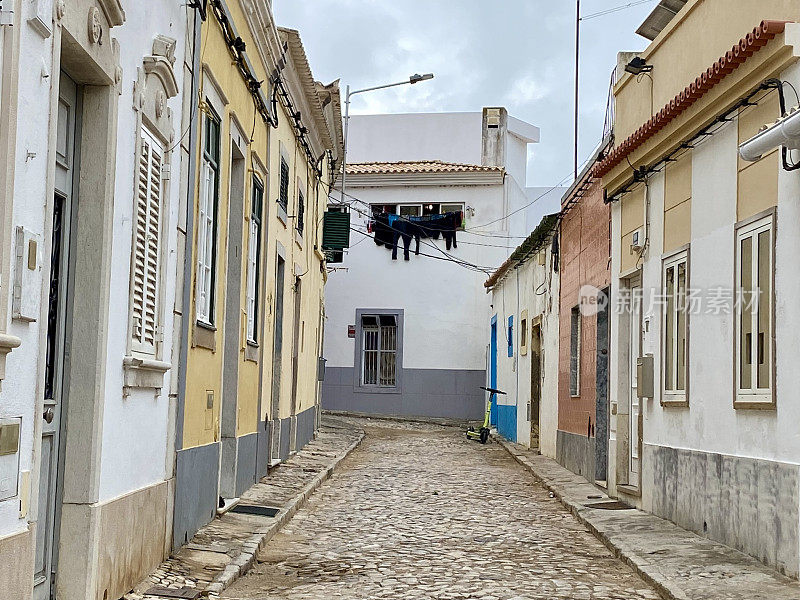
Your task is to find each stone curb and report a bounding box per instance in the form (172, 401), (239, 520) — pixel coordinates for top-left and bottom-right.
(496, 438), (676, 600)
(204, 430), (365, 597)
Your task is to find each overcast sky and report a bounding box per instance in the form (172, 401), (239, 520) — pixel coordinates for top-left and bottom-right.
(275, 1), (656, 188)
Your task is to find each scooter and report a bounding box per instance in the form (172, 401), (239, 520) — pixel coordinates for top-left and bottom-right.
(466, 386), (506, 444)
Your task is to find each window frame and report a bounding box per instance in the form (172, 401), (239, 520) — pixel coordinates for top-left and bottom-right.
(507, 315), (514, 357)
(246, 174), (264, 344)
(296, 180), (305, 237)
(661, 247), (689, 407)
(196, 104), (221, 327)
(278, 153), (290, 222)
(440, 202), (466, 229)
(353, 308), (404, 394)
(569, 305), (581, 397)
(520, 310), (528, 356)
(733, 210), (776, 409)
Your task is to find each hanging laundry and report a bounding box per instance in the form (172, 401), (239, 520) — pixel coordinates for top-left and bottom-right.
(390, 219), (420, 260)
(373, 212), (393, 247)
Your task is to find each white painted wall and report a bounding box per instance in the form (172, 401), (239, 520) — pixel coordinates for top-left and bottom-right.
(489, 240), (559, 456)
(608, 60), (800, 503)
(346, 112), (483, 165)
(325, 184), (508, 372)
(326, 110), (541, 392)
(0, 1), (188, 545)
(0, 2), (57, 543)
(98, 3), (187, 502)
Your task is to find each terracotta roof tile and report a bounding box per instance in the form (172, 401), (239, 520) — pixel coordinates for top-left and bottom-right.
(346, 160), (504, 175)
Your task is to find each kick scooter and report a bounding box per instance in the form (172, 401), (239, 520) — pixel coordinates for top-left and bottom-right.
(466, 386), (506, 444)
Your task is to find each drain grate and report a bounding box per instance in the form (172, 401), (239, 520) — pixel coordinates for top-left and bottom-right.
(585, 500), (633, 510)
(230, 504), (280, 517)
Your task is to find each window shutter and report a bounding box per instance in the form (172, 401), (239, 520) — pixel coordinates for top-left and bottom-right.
(246, 218), (258, 340)
(132, 128), (163, 354)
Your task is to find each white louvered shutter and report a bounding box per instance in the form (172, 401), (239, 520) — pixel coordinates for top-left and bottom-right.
(132, 127), (163, 354)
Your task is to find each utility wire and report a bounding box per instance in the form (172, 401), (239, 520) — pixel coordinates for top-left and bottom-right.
(580, 0), (656, 21)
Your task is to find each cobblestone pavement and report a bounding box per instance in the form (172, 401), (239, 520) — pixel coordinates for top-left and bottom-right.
(222, 422), (663, 600)
(124, 417), (363, 599)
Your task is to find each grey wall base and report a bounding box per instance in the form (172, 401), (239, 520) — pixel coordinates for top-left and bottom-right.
(295, 405), (316, 451)
(235, 432), (258, 497)
(279, 416), (291, 461)
(174, 441), (220, 549)
(556, 429), (596, 482)
(256, 420), (269, 480)
(322, 367), (486, 420)
(645, 443), (799, 577)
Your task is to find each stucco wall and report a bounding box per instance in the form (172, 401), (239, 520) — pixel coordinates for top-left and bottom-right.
(489, 241), (559, 457)
(608, 51), (800, 576)
(558, 177), (610, 438)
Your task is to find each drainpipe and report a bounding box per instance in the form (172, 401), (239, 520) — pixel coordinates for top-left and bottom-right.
(174, 7), (203, 472)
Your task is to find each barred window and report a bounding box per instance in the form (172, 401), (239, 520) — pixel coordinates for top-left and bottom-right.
(360, 314), (398, 387)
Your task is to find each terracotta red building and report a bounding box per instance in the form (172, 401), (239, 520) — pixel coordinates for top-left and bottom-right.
(557, 145), (612, 485)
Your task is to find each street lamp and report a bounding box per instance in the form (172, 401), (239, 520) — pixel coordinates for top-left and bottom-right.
(339, 73), (435, 204)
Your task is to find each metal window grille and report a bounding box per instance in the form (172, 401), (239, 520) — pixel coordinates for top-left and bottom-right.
(361, 315), (397, 387)
(570, 306), (581, 396)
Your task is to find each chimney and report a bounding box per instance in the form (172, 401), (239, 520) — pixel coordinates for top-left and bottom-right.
(481, 107), (508, 168)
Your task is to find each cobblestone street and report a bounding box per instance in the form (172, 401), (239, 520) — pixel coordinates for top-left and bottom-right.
(222, 421), (663, 600)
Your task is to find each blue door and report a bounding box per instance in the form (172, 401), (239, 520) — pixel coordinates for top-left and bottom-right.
(490, 316), (498, 426)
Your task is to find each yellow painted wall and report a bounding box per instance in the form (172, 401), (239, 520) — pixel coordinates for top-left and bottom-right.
(664, 152), (691, 252)
(614, 0), (800, 144)
(737, 93), (780, 221)
(259, 95), (329, 422)
(183, 3), (271, 448)
(619, 186), (645, 274)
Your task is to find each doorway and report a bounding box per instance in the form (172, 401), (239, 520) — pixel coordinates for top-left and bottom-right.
(289, 276), (301, 454)
(627, 278), (642, 488)
(270, 254), (285, 464)
(34, 72), (80, 600)
(529, 323), (542, 450)
(595, 287), (610, 486)
(489, 316), (498, 426)
(220, 137), (245, 498)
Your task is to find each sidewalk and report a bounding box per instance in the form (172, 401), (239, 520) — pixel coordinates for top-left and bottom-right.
(498, 438), (800, 600)
(125, 416), (364, 600)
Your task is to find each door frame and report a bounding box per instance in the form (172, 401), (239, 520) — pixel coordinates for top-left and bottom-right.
(529, 322), (542, 450)
(489, 315), (498, 426)
(34, 71), (82, 600)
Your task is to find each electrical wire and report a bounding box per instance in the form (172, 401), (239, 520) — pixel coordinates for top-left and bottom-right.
(580, 0), (656, 21)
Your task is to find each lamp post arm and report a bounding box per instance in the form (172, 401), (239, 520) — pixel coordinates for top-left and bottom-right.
(349, 79), (417, 98)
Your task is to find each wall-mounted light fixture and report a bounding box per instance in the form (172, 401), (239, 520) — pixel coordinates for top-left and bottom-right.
(624, 56), (653, 75)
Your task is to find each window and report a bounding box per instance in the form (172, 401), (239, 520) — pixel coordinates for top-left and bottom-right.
(196, 107), (220, 325)
(735, 215), (774, 406)
(507, 315), (514, 357)
(246, 176), (264, 343)
(662, 251), (688, 403)
(520, 314), (528, 356)
(440, 203), (465, 229)
(278, 156), (289, 213)
(570, 306), (581, 396)
(398, 204), (421, 218)
(360, 313), (399, 387)
(296, 187), (305, 236)
(131, 126), (164, 354)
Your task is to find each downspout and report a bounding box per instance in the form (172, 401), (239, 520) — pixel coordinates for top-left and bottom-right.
(174, 7), (203, 473)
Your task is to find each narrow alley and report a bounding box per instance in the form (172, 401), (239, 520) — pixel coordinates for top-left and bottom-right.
(222, 420), (662, 600)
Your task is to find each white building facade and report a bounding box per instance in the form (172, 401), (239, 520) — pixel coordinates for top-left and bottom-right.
(601, 2), (800, 578)
(0, 1), (190, 598)
(322, 108), (556, 420)
(484, 215), (560, 454)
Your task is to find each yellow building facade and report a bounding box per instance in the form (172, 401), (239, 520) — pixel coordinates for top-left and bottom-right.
(174, 0), (341, 546)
